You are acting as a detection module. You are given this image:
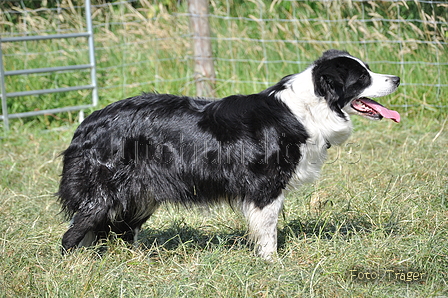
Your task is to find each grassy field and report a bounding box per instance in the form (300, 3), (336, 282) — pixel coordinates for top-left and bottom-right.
(1, 0), (447, 122)
(1, 1), (447, 297)
(1, 108), (447, 297)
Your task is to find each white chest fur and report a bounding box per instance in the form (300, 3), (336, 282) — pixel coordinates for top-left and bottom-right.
(275, 67), (353, 187)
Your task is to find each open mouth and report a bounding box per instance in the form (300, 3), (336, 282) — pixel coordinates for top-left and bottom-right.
(351, 97), (400, 123)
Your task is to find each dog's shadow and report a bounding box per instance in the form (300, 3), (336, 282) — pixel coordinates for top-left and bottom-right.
(135, 215), (396, 254)
(137, 221), (249, 254)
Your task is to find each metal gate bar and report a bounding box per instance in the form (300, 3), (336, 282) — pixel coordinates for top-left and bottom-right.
(0, 0), (97, 130)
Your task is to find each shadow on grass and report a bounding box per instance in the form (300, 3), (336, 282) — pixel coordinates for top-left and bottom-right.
(133, 214), (400, 254)
(138, 221), (249, 254)
(278, 213), (400, 250)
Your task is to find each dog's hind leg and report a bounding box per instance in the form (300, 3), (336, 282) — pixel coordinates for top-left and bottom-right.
(61, 210), (108, 254)
(242, 194), (284, 261)
(110, 199), (160, 247)
(78, 230), (97, 247)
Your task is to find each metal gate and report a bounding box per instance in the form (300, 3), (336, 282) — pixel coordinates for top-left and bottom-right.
(0, 0), (98, 130)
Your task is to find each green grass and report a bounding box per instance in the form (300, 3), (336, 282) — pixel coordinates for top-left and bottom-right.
(1, 1), (448, 297)
(1, 112), (447, 297)
(0, 0), (446, 127)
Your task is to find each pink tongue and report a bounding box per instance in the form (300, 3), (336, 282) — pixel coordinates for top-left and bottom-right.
(360, 98), (401, 123)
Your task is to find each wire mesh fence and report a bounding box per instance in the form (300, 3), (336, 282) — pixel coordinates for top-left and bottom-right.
(1, 0), (447, 128)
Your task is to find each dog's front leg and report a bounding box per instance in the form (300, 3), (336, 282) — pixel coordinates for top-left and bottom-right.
(242, 194), (284, 261)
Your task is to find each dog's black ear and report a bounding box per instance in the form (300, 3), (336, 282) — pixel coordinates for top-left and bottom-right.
(313, 69), (347, 120)
(314, 73), (344, 103)
(321, 49), (351, 59)
(312, 61), (348, 119)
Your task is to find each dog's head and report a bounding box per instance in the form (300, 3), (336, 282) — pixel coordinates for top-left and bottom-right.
(312, 50), (400, 123)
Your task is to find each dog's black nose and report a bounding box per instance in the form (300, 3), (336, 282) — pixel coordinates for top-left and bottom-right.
(390, 76), (400, 86)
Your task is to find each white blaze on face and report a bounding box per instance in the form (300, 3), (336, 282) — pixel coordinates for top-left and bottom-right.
(359, 71), (400, 98)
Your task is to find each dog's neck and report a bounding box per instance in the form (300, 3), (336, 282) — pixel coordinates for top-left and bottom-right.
(274, 67), (353, 147)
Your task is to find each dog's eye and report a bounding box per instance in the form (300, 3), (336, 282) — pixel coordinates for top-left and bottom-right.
(359, 73), (367, 81)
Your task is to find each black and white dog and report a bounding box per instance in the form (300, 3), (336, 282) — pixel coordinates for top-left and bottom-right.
(58, 50), (400, 260)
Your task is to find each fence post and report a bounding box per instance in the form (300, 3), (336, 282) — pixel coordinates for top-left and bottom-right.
(0, 41), (9, 130)
(188, 0), (216, 98)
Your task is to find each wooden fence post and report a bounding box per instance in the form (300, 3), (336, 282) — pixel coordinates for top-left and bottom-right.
(188, 0), (216, 98)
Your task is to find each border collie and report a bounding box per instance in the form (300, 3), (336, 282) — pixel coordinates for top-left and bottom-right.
(58, 50), (400, 260)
